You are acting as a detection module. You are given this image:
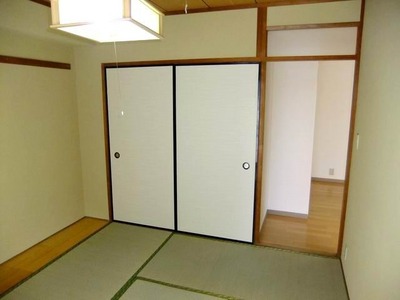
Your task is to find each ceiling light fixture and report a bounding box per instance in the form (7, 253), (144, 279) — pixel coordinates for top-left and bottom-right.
(50, 0), (163, 43)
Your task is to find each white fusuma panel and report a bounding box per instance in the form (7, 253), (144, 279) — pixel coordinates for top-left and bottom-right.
(107, 66), (174, 229)
(176, 64), (259, 242)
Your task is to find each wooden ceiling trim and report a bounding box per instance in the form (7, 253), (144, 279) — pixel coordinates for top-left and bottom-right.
(163, 0), (353, 15)
(166, 3), (266, 15)
(29, 0), (50, 7)
(204, 0), (256, 6)
(264, 0), (352, 6)
(29, 0), (355, 15)
(148, 0), (209, 13)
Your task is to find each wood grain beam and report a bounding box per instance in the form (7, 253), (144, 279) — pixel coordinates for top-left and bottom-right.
(337, 0), (366, 257)
(263, 0), (352, 6)
(29, 0), (50, 7)
(0, 55), (71, 70)
(267, 55), (357, 61)
(268, 22), (360, 31)
(253, 7), (267, 244)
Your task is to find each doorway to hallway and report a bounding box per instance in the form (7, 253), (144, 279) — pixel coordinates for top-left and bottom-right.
(259, 180), (344, 256)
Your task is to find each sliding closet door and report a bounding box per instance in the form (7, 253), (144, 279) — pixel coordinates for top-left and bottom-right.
(106, 66), (174, 229)
(176, 64), (259, 242)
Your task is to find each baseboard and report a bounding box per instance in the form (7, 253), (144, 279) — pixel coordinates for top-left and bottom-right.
(267, 210), (308, 219)
(339, 258), (351, 299)
(312, 177), (345, 184)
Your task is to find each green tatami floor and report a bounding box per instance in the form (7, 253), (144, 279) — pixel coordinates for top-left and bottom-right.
(2, 223), (348, 300)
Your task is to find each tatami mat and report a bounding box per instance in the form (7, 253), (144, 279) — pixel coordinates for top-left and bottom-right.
(2, 223), (171, 300)
(120, 279), (221, 299)
(2, 224), (348, 300)
(139, 234), (348, 300)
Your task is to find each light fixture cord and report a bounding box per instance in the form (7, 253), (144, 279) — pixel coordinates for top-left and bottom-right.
(113, 41), (119, 69)
(184, 0), (188, 14)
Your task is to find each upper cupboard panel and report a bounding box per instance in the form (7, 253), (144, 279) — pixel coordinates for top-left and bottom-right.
(268, 27), (358, 56)
(267, 0), (362, 26)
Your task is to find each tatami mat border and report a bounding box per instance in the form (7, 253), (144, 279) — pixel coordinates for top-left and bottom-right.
(116, 221), (338, 259)
(137, 276), (242, 300)
(111, 232), (175, 299)
(2, 223), (342, 300)
(130, 232), (340, 299)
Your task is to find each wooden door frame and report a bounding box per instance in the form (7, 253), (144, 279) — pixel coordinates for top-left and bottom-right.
(337, 0), (365, 255)
(253, 1), (366, 257)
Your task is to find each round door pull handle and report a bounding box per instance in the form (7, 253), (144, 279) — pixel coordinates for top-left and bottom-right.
(114, 152), (120, 159)
(242, 162), (250, 170)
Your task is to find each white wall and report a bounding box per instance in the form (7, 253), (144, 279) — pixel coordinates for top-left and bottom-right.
(0, 0), (84, 263)
(0, 0), (85, 46)
(0, 31), (84, 263)
(263, 62), (318, 215)
(261, 60), (354, 220)
(311, 61), (354, 180)
(341, 0), (400, 299)
(73, 9), (258, 219)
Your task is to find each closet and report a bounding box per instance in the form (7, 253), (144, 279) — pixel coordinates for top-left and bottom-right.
(106, 63), (259, 242)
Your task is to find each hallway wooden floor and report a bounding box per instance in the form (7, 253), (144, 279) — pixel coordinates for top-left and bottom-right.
(258, 181), (344, 256)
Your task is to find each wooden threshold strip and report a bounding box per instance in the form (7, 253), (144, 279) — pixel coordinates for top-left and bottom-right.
(267, 55), (356, 62)
(0, 217), (109, 296)
(267, 21), (360, 31)
(0, 55), (71, 70)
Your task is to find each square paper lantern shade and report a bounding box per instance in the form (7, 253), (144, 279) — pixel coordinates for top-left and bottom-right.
(50, 0), (163, 43)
